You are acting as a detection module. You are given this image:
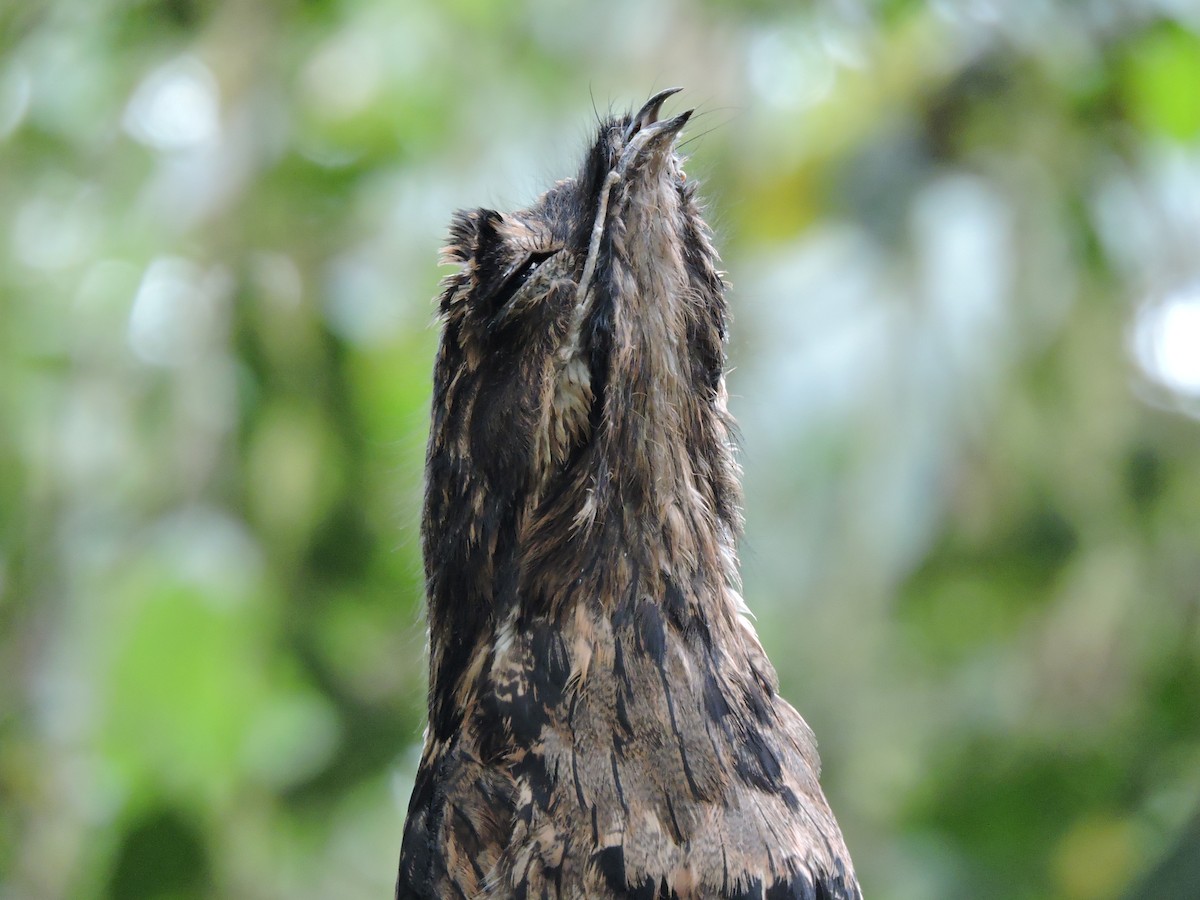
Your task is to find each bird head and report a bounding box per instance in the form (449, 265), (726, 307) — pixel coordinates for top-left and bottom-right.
(431, 88), (734, 516)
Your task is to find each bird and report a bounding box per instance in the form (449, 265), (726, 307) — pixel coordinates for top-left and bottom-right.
(396, 89), (862, 900)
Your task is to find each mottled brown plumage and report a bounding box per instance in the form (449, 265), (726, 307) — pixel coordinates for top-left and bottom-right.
(397, 90), (861, 899)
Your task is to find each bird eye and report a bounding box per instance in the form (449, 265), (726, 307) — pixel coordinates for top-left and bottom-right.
(490, 250), (555, 314)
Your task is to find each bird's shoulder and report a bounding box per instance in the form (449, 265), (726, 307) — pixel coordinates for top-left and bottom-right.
(397, 599), (861, 899)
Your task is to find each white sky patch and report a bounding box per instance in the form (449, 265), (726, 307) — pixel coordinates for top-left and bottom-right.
(322, 252), (400, 346)
(123, 56), (220, 152)
(747, 28), (836, 110)
(302, 27), (383, 121)
(128, 256), (218, 367)
(12, 187), (99, 270)
(0, 61), (31, 140)
(1133, 284), (1200, 397)
(912, 173), (1013, 372)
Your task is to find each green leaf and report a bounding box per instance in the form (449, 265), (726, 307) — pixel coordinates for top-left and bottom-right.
(1123, 25), (1200, 140)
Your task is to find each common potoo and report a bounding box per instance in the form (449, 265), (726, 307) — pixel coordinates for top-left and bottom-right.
(397, 90), (862, 899)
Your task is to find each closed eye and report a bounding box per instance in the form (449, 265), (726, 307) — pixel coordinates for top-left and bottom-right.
(489, 250), (556, 316)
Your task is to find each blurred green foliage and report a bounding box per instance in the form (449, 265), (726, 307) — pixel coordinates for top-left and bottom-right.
(2, 1), (1199, 898)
